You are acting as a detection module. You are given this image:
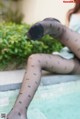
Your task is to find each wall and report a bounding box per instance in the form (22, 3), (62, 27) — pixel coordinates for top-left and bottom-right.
(18, 0), (74, 24)
(0, 0), (17, 22)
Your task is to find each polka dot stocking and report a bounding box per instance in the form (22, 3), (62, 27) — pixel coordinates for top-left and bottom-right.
(7, 18), (80, 119)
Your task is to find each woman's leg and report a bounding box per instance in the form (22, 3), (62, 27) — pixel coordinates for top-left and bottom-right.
(28, 18), (80, 59)
(60, 27), (80, 59)
(7, 54), (78, 119)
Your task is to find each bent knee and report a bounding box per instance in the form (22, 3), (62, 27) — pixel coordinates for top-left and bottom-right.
(28, 54), (41, 66)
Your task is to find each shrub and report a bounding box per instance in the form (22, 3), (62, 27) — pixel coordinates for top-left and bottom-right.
(0, 22), (63, 70)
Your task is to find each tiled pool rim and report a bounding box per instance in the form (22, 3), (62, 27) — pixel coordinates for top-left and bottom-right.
(0, 69), (80, 91)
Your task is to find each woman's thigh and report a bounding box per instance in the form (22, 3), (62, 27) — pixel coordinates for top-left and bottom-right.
(29, 54), (78, 74)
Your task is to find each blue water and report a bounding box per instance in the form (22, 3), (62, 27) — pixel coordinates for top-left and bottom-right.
(0, 80), (80, 119)
(29, 92), (80, 119)
(28, 81), (80, 119)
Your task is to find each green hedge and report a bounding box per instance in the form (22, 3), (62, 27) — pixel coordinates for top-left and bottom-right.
(0, 22), (63, 70)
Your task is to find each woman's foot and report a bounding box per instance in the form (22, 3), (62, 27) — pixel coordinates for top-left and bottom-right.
(27, 17), (63, 40)
(27, 23), (44, 40)
(6, 108), (27, 119)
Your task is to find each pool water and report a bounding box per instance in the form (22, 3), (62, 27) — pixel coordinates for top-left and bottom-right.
(0, 80), (80, 119)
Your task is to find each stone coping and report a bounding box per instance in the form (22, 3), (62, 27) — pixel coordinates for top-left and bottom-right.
(0, 70), (80, 91)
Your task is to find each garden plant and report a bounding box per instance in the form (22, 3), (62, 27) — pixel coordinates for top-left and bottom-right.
(0, 22), (63, 70)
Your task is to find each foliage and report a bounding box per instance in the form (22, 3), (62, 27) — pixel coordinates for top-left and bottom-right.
(0, 22), (63, 70)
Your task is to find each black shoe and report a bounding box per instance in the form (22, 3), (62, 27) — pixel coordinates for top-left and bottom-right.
(27, 23), (44, 40)
(27, 17), (61, 40)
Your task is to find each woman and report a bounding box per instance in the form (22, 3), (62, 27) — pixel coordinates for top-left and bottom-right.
(56, 3), (80, 60)
(7, 18), (80, 119)
(66, 3), (80, 28)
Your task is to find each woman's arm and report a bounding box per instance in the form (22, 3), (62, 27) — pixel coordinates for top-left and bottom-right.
(65, 12), (69, 27)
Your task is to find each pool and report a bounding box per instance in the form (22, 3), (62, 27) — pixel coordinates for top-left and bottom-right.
(0, 70), (80, 119)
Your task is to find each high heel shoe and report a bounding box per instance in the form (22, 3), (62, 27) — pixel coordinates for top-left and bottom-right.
(27, 17), (64, 40)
